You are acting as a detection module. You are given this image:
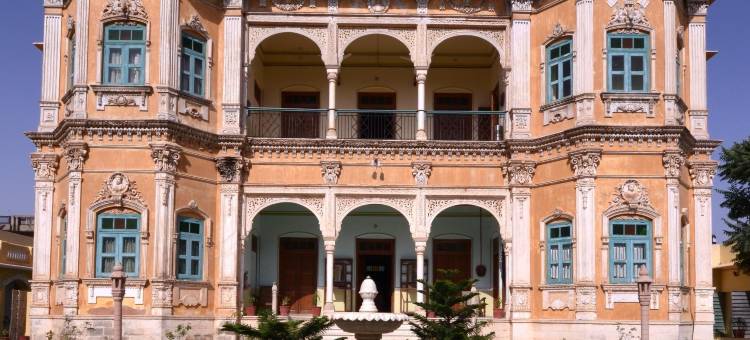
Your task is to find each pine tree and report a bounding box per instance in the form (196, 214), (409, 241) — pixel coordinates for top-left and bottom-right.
(220, 311), (343, 340)
(407, 270), (494, 340)
(719, 137), (750, 274)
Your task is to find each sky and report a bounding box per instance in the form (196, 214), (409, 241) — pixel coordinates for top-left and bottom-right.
(0, 1), (746, 241)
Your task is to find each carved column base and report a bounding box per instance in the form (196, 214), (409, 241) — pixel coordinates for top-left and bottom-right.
(694, 287), (714, 322)
(59, 279), (80, 315)
(667, 286), (684, 321)
(510, 285), (531, 319)
(150, 279), (174, 316)
(29, 280), (52, 315)
(326, 128), (337, 139)
(217, 282), (240, 314)
(415, 130), (427, 141)
(323, 302), (335, 314)
(575, 285), (597, 320)
(156, 87), (179, 121)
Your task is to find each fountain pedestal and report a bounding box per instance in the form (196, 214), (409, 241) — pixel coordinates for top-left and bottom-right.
(332, 276), (408, 340)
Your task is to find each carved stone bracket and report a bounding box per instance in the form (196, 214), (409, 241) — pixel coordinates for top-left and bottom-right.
(601, 92), (660, 118)
(662, 151), (685, 178)
(321, 160), (341, 185)
(215, 156), (246, 184)
(63, 142), (88, 172)
(31, 153), (59, 182)
(503, 161), (536, 186)
(150, 143), (182, 174)
(569, 150), (602, 178)
(411, 162), (432, 186)
(688, 160), (717, 188)
(184, 15), (208, 37)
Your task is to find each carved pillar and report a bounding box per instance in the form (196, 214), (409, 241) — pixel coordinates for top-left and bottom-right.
(216, 156), (245, 313)
(688, 0), (709, 138)
(149, 143), (181, 315)
(569, 150), (600, 320)
(688, 160), (716, 322)
(156, 0), (180, 120)
(326, 69), (338, 139)
(221, 4), (244, 134)
(575, 0), (594, 125)
(60, 142), (87, 314)
(509, 0), (532, 139)
(503, 160), (534, 319)
(663, 0), (681, 126)
(415, 240), (426, 307)
(415, 69), (428, 140)
(30, 153), (59, 315)
(39, 11), (62, 132)
(70, 0), (90, 119)
(324, 240), (335, 312)
(663, 150), (684, 321)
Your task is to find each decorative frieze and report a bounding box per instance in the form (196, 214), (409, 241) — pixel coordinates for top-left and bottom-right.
(439, 0), (493, 14)
(272, 0), (305, 11)
(540, 285), (574, 311)
(85, 279), (146, 305)
(367, 0), (390, 13)
(601, 93), (659, 118)
(321, 161), (341, 185)
(150, 143), (182, 174)
(569, 150), (601, 178)
(101, 0), (149, 22)
(662, 151), (684, 178)
(173, 281), (209, 307)
(503, 161), (535, 186)
(411, 162), (432, 186)
(216, 156), (246, 183)
(31, 153), (59, 182)
(91, 85), (152, 112)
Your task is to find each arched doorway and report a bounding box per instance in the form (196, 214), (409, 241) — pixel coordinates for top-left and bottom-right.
(243, 202), (323, 315)
(336, 204), (415, 313)
(2, 279), (29, 330)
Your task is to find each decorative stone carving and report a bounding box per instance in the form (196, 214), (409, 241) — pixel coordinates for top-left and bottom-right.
(101, 0), (149, 21)
(63, 142), (88, 172)
(547, 23), (568, 42)
(688, 161), (717, 187)
(511, 0), (532, 12)
(85, 279), (146, 305)
(150, 143), (182, 173)
(173, 282), (209, 307)
(91, 85), (152, 112)
(411, 162), (432, 186)
(246, 196), (325, 228)
(417, 0), (428, 14)
(569, 151), (602, 178)
(511, 287), (531, 311)
(272, 0), (305, 11)
(321, 161), (342, 185)
(328, 0), (338, 12)
(609, 179), (652, 211)
(248, 26), (329, 64)
(94, 173), (146, 206)
(503, 161), (536, 186)
(687, 0), (709, 16)
(185, 15), (208, 37)
(603, 284), (662, 309)
(668, 287), (682, 313)
(575, 286), (597, 312)
(335, 196), (415, 231)
(426, 28), (504, 66)
(150, 280), (174, 308)
(216, 157), (245, 183)
(178, 97), (209, 121)
(367, 0), (390, 13)
(440, 0), (488, 14)
(30, 282), (51, 307)
(426, 198), (503, 228)
(339, 28), (416, 64)
(662, 151), (684, 178)
(541, 286), (574, 311)
(694, 287), (714, 312)
(601, 93), (659, 118)
(607, 0), (651, 33)
(31, 153), (59, 181)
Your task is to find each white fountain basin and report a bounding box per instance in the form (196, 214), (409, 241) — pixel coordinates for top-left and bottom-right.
(332, 312), (409, 338)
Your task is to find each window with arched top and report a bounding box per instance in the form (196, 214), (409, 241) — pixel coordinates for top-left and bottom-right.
(103, 22), (146, 85)
(180, 33), (206, 97)
(176, 216), (204, 280)
(546, 222), (573, 284)
(607, 33), (650, 92)
(609, 219), (651, 283)
(546, 39), (573, 103)
(96, 213), (140, 277)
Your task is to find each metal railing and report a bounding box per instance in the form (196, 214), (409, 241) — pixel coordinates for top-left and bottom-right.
(246, 107), (505, 141)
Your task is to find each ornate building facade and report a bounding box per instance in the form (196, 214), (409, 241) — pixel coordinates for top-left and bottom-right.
(27, 0), (719, 338)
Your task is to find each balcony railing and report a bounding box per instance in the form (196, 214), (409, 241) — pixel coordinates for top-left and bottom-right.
(246, 107), (505, 141)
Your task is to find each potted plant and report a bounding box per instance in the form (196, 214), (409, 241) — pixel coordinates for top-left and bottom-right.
(279, 296), (291, 316)
(493, 297), (505, 319)
(310, 293), (322, 316)
(734, 317), (747, 338)
(243, 290), (257, 316)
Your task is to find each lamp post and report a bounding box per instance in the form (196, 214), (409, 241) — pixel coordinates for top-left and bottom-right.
(111, 263), (127, 340)
(636, 265), (652, 340)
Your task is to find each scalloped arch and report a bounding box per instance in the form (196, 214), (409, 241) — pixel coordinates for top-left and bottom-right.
(426, 30), (505, 68)
(247, 28), (329, 65)
(336, 199), (415, 236)
(245, 198), (324, 238)
(426, 200), (505, 239)
(338, 30), (417, 65)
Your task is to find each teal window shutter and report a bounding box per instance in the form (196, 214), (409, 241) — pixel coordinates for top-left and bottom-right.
(547, 222), (573, 284)
(546, 39), (573, 103)
(609, 219), (652, 283)
(103, 23), (146, 85)
(176, 217), (204, 280)
(96, 213), (140, 277)
(607, 34), (650, 92)
(180, 33), (206, 97)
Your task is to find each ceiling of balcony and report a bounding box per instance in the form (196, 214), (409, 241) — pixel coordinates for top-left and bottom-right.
(256, 33), (499, 69)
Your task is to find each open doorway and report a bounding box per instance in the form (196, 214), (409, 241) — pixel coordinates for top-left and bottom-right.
(356, 238), (394, 312)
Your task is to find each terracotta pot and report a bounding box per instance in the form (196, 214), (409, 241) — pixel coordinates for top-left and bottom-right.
(279, 305), (291, 316)
(734, 329), (746, 338)
(493, 308), (505, 319)
(426, 310), (436, 318)
(244, 305), (256, 316)
(310, 306), (322, 316)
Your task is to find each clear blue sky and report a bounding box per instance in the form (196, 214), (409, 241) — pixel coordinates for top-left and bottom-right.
(0, 2), (746, 240)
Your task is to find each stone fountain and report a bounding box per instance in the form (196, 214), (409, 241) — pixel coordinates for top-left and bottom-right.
(332, 276), (409, 340)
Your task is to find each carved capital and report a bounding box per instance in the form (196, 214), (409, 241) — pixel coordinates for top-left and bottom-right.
(569, 150), (602, 178)
(503, 161), (536, 186)
(687, 0), (709, 16)
(688, 160), (717, 187)
(30, 153), (59, 182)
(411, 161), (432, 186)
(321, 160), (341, 185)
(216, 156), (246, 183)
(63, 142), (88, 172)
(326, 69), (339, 82)
(415, 70), (428, 83)
(662, 151), (685, 178)
(150, 143), (182, 174)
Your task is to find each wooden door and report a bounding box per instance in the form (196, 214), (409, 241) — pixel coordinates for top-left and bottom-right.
(433, 93), (473, 140)
(278, 237), (318, 314)
(358, 92), (396, 139)
(281, 92), (320, 138)
(433, 239), (472, 283)
(356, 238), (394, 312)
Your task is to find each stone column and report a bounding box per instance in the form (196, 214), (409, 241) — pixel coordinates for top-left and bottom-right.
(324, 239), (335, 312)
(216, 156), (245, 314)
(503, 160), (535, 319)
(221, 3), (244, 134)
(69, 0), (90, 119)
(30, 153), (59, 315)
(574, 0), (594, 125)
(415, 240), (427, 305)
(60, 142), (88, 315)
(156, 0), (180, 121)
(509, 0), (532, 139)
(663, 151), (685, 320)
(326, 69), (338, 139)
(687, 0), (710, 138)
(149, 143), (181, 315)
(569, 150), (601, 320)
(688, 160), (716, 322)
(415, 69), (428, 140)
(663, 0), (681, 125)
(39, 10), (62, 132)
